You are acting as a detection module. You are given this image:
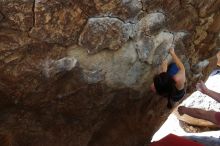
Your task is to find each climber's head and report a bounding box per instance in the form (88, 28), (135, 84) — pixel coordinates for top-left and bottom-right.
(153, 72), (175, 98)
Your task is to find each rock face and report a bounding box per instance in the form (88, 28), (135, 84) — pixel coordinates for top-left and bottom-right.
(79, 17), (133, 54)
(0, 0), (220, 146)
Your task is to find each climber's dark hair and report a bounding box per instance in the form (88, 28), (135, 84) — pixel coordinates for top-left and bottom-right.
(153, 72), (176, 108)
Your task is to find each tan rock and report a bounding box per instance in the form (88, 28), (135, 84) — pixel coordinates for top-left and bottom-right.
(94, 0), (142, 21)
(0, 29), (32, 52)
(29, 0), (91, 45)
(208, 13), (220, 33)
(0, 43), (66, 98)
(0, 0), (33, 31)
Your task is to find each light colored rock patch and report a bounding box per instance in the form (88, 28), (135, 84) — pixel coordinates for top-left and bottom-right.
(151, 31), (174, 65)
(135, 12), (166, 38)
(122, 0), (142, 18)
(135, 37), (154, 63)
(74, 12), (186, 88)
(41, 57), (78, 78)
(173, 31), (187, 43)
(153, 31), (174, 50)
(68, 44), (150, 88)
(134, 13), (175, 65)
(35, 0), (47, 3)
(106, 42), (141, 87)
(192, 59), (209, 74)
(83, 69), (105, 84)
(76, 12), (188, 89)
(79, 17), (134, 54)
(135, 31), (174, 65)
(122, 0), (142, 10)
(79, 12), (167, 55)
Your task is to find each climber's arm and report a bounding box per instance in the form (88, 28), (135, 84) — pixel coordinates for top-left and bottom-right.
(178, 106), (219, 126)
(158, 59), (168, 73)
(169, 48), (186, 85)
(151, 60), (168, 92)
(196, 81), (220, 102)
(169, 48), (185, 72)
(205, 89), (220, 103)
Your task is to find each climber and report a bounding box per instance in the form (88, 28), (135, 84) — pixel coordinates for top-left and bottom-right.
(178, 51), (220, 126)
(151, 48), (186, 108)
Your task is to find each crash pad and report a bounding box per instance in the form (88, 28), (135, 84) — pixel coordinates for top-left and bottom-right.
(150, 134), (204, 146)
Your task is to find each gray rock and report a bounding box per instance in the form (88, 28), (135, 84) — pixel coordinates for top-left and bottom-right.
(136, 37), (154, 63)
(68, 42), (149, 89)
(83, 69), (105, 84)
(79, 17), (134, 54)
(135, 12), (166, 38)
(192, 60), (209, 74)
(41, 57), (78, 78)
(121, 0), (142, 21)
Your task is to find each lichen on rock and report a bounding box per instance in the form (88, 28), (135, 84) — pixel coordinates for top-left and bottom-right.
(79, 17), (134, 54)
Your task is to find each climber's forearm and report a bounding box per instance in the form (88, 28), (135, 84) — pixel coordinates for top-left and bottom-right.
(160, 60), (168, 73)
(181, 107), (218, 125)
(206, 89), (220, 103)
(182, 107), (209, 120)
(170, 52), (185, 71)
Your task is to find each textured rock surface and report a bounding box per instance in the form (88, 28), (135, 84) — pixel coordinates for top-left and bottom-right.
(0, 0), (220, 146)
(79, 17), (133, 54)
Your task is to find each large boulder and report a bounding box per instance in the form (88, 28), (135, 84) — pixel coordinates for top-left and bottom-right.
(0, 0), (220, 146)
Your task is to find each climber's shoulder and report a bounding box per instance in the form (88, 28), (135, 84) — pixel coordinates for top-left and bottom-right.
(173, 70), (186, 89)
